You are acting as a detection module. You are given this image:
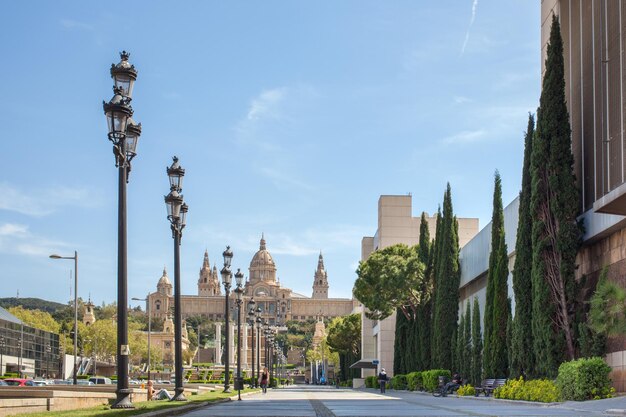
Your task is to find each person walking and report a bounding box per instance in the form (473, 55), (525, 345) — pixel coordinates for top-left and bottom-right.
(377, 368), (388, 394)
(259, 367), (269, 394)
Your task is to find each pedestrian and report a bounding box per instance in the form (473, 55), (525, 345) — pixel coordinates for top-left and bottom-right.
(259, 367), (269, 394)
(441, 373), (462, 397)
(377, 368), (388, 393)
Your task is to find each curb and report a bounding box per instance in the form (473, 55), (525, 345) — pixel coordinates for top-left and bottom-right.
(605, 409), (626, 416)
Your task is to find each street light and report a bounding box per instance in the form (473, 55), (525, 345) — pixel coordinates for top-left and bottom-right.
(49, 251), (78, 385)
(0, 337), (4, 376)
(164, 156), (188, 402)
(132, 296), (152, 383)
(220, 246), (233, 393)
(247, 298), (256, 388)
(45, 343), (51, 378)
(17, 338), (22, 378)
(103, 51), (141, 409)
(233, 269), (244, 401)
(255, 307), (262, 387)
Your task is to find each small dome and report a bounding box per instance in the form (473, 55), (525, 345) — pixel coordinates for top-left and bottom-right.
(158, 267), (172, 287)
(250, 236), (276, 269)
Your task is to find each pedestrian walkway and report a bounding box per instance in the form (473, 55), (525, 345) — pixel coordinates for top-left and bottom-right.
(179, 384), (625, 417)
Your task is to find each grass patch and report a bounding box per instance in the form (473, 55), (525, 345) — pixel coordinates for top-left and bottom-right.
(10, 388), (260, 417)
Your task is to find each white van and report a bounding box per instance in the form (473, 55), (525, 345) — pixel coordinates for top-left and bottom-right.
(89, 377), (112, 385)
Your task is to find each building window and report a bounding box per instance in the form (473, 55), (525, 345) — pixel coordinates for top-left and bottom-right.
(155, 301), (161, 311)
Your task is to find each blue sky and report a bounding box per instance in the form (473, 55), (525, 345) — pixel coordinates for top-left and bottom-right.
(0, 1), (540, 306)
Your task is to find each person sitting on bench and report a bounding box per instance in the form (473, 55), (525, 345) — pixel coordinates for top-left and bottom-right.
(442, 373), (462, 397)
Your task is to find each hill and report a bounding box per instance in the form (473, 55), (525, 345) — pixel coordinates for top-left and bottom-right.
(0, 297), (67, 314)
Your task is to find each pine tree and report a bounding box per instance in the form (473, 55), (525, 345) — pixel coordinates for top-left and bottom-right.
(432, 184), (460, 369)
(531, 14), (582, 376)
(484, 171), (510, 377)
(463, 301), (472, 380)
(511, 114), (535, 379)
(471, 297), (483, 386)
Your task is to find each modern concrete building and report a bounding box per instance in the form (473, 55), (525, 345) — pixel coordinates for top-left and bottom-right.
(358, 195), (479, 380)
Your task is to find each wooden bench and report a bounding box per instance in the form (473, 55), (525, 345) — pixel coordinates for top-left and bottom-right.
(475, 378), (507, 397)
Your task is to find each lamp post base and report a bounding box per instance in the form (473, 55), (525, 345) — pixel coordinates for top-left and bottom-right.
(171, 387), (187, 402)
(111, 389), (134, 409)
(222, 385), (231, 393)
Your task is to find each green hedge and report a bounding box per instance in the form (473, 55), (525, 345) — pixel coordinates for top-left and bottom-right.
(365, 375), (377, 388)
(556, 357), (614, 401)
(422, 369), (451, 392)
(390, 374), (408, 390)
(494, 377), (560, 402)
(406, 371), (423, 391)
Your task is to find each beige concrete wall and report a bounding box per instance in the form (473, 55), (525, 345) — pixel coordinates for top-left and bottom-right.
(360, 194), (479, 378)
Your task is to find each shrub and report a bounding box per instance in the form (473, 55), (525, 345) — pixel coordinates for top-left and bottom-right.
(456, 384), (476, 396)
(422, 369), (451, 392)
(556, 357), (614, 401)
(494, 377), (561, 402)
(365, 375), (377, 388)
(390, 374), (408, 390)
(406, 371), (423, 391)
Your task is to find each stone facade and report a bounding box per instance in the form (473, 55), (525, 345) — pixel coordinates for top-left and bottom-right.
(148, 236), (355, 324)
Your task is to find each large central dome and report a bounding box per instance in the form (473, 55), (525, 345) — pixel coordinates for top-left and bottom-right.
(249, 235), (277, 283)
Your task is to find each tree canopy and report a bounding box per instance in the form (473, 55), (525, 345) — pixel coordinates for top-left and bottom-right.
(354, 244), (426, 321)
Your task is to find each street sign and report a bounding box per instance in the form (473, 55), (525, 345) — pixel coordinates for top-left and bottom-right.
(372, 360), (379, 365)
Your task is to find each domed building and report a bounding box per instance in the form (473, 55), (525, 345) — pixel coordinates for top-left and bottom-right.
(148, 235), (356, 324)
(146, 235), (355, 368)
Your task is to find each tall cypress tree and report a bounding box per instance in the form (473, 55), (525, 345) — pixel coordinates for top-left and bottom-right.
(463, 301), (472, 380)
(432, 184), (460, 369)
(393, 308), (408, 374)
(430, 206), (443, 365)
(416, 212), (432, 370)
(511, 114), (535, 379)
(455, 314), (464, 373)
(484, 171), (510, 377)
(471, 297), (483, 386)
(531, 14), (582, 376)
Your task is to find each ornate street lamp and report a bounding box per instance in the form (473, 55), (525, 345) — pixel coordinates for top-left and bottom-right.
(45, 343), (51, 378)
(247, 298), (256, 388)
(234, 269), (244, 401)
(103, 51), (141, 409)
(220, 246), (233, 393)
(164, 156), (188, 402)
(0, 336), (4, 376)
(255, 307), (262, 387)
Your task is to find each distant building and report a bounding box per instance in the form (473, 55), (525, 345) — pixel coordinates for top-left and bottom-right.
(0, 306), (59, 378)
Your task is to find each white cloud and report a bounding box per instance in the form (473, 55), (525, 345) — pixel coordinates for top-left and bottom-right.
(0, 222), (69, 257)
(442, 129), (487, 145)
(259, 167), (313, 191)
(454, 96), (473, 104)
(246, 88), (287, 121)
(461, 0), (479, 56)
(60, 19), (94, 31)
(0, 183), (101, 217)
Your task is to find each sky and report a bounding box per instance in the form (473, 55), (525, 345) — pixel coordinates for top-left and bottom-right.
(0, 1), (541, 307)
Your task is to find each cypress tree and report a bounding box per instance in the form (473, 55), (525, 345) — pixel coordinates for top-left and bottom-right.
(432, 184), (460, 369)
(463, 301), (472, 380)
(471, 297), (483, 386)
(451, 326), (458, 373)
(430, 206), (443, 365)
(484, 171), (510, 377)
(511, 114), (535, 379)
(393, 308), (408, 374)
(531, 14), (582, 376)
(416, 212), (432, 370)
(456, 314), (464, 373)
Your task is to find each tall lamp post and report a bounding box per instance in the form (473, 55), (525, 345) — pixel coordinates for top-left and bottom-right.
(247, 298), (256, 388)
(17, 338), (22, 378)
(49, 251), (78, 385)
(0, 336), (4, 376)
(255, 308), (262, 387)
(45, 343), (51, 378)
(164, 156), (188, 402)
(102, 51), (141, 409)
(220, 246), (233, 393)
(132, 296), (152, 383)
(233, 269), (244, 400)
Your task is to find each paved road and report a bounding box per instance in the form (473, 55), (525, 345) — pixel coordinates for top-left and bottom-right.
(181, 385), (625, 417)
